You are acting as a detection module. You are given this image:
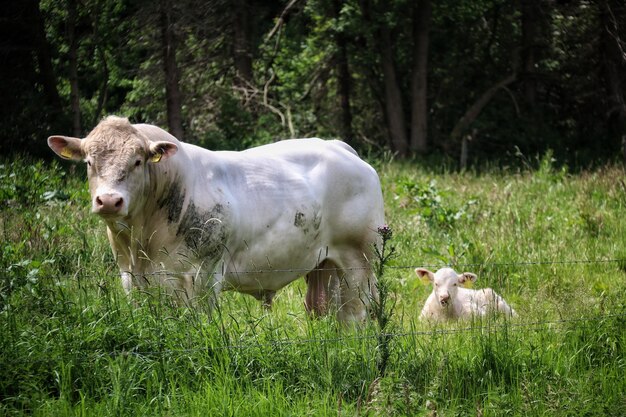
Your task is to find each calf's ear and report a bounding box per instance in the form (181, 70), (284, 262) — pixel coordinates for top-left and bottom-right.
(47, 136), (84, 161)
(458, 272), (477, 287)
(415, 268), (435, 284)
(149, 141), (178, 163)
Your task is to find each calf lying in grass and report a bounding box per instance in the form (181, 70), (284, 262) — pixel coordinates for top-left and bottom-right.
(415, 267), (517, 321)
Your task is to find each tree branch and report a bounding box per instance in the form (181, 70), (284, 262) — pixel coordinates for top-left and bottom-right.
(266, 0), (302, 41)
(450, 73), (517, 141)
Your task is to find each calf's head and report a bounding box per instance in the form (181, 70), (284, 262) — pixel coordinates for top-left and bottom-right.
(415, 267), (477, 307)
(48, 116), (177, 219)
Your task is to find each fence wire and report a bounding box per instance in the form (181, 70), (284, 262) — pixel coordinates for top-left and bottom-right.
(4, 312), (625, 366)
(141, 312), (626, 354)
(3, 257), (625, 280)
(2, 257), (625, 363)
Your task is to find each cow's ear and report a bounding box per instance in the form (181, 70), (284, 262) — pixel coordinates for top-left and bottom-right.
(48, 136), (84, 161)
(415, 268), (435, 284)
(458, 272), (477, 288)
(148, 141), (178, 163)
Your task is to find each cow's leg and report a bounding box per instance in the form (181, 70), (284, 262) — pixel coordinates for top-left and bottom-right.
(121, 271), (134, 293)
(249, 290), (277, 310)
(305, 259), (339, 316)
(333, 249), (378, 324)
(262, 291), (276, 310)
(172, 270), (221, 310)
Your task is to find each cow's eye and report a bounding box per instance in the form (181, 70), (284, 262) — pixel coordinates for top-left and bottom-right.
(86, 160), (92, 167)
(134, 160), (141, 167)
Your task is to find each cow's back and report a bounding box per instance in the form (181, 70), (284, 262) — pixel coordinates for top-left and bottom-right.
(229, 138), (383, 240)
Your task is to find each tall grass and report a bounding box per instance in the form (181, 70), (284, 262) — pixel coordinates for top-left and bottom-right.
(1, 155), (625, 416)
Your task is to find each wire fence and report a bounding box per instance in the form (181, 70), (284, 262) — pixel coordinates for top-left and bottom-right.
(4, 257), (625, 279)
(129, 312), (626, 354)
(5, 312), (624, 367)
(2, 257), (625, 361)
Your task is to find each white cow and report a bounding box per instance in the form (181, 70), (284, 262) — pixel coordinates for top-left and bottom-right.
(48, 116), (385, 323)
(415, 267), (516, 321)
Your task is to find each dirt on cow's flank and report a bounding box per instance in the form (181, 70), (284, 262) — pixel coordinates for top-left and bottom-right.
(1, 155), (625, 416)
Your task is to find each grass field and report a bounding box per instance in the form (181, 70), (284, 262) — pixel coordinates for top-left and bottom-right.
(1, 154), (625, 416)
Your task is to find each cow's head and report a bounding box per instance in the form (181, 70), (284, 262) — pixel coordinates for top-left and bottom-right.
(48, 116), (178, 219)
(415, 267), (476, 307)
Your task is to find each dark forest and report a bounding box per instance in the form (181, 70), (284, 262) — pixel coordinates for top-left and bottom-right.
(1, 0), (625, 166)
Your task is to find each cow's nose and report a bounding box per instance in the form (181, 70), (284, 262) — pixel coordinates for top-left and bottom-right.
(94, 193), (124, 215)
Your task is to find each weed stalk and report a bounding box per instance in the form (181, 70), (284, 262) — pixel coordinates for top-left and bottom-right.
(372, 225), (396, 377)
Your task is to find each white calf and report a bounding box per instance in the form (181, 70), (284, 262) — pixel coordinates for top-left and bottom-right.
(415, 267), (516, 321)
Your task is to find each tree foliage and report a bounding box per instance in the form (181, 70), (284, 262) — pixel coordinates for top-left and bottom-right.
(1, 0), (624, 163)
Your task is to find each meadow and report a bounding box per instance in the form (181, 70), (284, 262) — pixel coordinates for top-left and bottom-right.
(1, 153), (625, 416)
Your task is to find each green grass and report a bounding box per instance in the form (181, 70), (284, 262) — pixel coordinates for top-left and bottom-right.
(1, 155), (625, 416)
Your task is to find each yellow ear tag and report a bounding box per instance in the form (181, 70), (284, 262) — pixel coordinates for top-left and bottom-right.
(61, 148), (75, 159)
(150, 152), (162, 163)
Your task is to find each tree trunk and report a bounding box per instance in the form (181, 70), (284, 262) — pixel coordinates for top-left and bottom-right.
(67, 0), (81, 137)
(233, 0), (253, 84)
(521, 0), (540, 107)
(358, 0), (407, 155)
(409, 0), (431, 154)
(599, 0), (626, 160)
(331, 0), (354, 144)
(380, 25), (408, 156)
(159, 0), (184, 140)
(30, 0), (61, 108)
(90, 3), (109, 122)
(450, 73), (516, 142)
(94, 46), (109, 122)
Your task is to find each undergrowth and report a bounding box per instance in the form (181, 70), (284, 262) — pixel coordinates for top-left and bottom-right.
(1, 155), (625, 416)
